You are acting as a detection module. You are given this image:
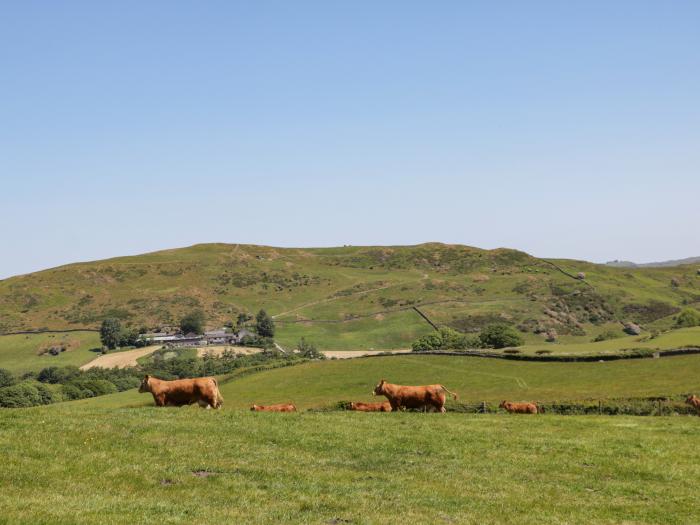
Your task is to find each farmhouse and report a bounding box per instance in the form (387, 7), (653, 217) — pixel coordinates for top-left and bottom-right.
(143, 328), (255, 347)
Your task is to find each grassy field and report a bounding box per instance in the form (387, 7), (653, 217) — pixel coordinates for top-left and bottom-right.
(0, 331), (101, 374)
(1, 243), (698, 352)
(0, 406), (698, 524)
(79, 353), (700, 411)
(515, 326), (700, 356)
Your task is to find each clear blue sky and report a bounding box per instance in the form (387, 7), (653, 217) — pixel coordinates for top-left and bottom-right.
(1, 1), (698, 279)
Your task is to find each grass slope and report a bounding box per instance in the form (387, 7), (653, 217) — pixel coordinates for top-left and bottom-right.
(0, 406), (698, 524)
(80, 354), (700, 410)
(0, 331), (101, 374)
(1, 243), (698, 354)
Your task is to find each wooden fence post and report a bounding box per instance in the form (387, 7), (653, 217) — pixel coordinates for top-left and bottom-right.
(598, 400), (602, 415)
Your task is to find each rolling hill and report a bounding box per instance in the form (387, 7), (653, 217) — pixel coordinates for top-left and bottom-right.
(1, 243), (698, 353)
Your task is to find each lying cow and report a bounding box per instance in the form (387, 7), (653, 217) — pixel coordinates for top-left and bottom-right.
(372, 379), (458, 413)
(348, 401), (393, 412)
(499, 400), (539, 414)
(139, 375), (223, 409)
(250, 403), (297, 412)
(686, 395), (700, 415)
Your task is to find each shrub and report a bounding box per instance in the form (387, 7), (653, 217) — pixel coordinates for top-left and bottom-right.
(37, 366), (81, 384)
(296, 338), (324, 359)
(479, 324), (524, 349)
(35, 383), (62, 404)
(0, 368), (15, 388)
(0, 382), (42, 408)
(412, 328), (479, 352)
(675, 308), (700, 328)
(592, 330), (621, 342)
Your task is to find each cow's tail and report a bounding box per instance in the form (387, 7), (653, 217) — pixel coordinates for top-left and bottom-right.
(212, 377), (224, 409)
(441, 385), (458, 400)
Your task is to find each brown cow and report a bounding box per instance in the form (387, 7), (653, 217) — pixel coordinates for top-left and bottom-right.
(372, 379), (458, 413)
(686, 395), (700, 415)
(139, 375), (223, 408)
(250, 403), (297, 412)
(348, 401), (393, 412)
(499, 400), (539, 414)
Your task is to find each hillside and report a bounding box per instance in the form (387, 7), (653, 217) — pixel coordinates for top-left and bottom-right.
(1, 243), (699, 352)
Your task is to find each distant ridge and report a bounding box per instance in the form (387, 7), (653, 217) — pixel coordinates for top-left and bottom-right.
(606, 256), (700, 268)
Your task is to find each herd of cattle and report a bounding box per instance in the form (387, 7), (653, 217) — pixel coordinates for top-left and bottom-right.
(138, 374), (700, 415)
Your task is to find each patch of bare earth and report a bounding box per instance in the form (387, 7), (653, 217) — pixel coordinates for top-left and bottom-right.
(80, 346), (161, 370)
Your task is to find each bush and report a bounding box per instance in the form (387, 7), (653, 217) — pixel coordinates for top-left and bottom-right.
(0, 382), (42, 408)
(478, 324), (524, 349)
(37, 366), (81, 384)
(412, 328), (480, 352)
(592, 330), (621, 342)
(35, 383), (62, 404)
(296, 338), (324, 359)
(0, 368), (15, 388)
(676, 308), (700, 328)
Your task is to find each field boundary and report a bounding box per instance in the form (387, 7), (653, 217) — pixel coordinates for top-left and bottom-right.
(367, 347), (700, 362)
(0, 328), (100, 336)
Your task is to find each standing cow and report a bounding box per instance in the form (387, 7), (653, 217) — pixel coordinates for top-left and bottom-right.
(139, 375), (223, 409)
(372, 379), (458, 413)
(686, 395), (700, 415)
(499, 400), (539, 414)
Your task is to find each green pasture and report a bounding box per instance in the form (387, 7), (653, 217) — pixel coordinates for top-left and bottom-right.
(0, 331), (101, 374)
(0, 406), (698, 524)
(79, 353), (700, 411)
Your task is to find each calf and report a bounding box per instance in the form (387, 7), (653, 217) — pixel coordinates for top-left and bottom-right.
(250, 403), (297, 412)
(139, 375), (223, 409)
(348, 401), (393, 412)
(499, 400), (539, 414)
(373, 379), (458, 413)
(686, 395), (700, 415)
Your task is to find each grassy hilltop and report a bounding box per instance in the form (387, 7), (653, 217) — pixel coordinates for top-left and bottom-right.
(1, 243), (698, 353)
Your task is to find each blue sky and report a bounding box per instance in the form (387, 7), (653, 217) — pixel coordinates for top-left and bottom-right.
(1, 1), (698, 279)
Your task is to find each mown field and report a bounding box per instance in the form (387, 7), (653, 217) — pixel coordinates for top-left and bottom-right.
(0, 406), (698, 524)
(80, 353), (700, 410)
(1, 243), (698, 352)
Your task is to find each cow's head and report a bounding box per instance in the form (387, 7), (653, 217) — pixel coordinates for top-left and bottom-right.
(138, 375), (152, 393)
(250, 404), (258, 411)
(686, 395), (698, 404)
(373, 379), (387, 396)
(498, 400), (507, 409)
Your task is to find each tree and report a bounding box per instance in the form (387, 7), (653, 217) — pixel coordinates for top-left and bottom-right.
(100, 318), (122, 350)
(676, 308), (700, 328)
(236, 312), (252, 329)
(296, 337), (323, 359)
(255, 309), (275, 338)
(479, 324), (524, 349)
(180, 310), (205, 335)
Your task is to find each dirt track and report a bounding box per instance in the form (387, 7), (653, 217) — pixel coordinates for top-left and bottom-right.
(80, 346), (161, 370)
